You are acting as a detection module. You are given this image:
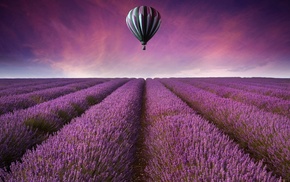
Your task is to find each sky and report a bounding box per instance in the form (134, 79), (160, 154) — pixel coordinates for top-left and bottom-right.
(0, 0), (290, 78)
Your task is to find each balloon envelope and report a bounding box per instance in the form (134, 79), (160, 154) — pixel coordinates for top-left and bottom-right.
(126, 6), (161, 50)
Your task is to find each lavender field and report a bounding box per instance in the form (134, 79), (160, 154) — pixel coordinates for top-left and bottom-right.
(0, 78), (289, 181)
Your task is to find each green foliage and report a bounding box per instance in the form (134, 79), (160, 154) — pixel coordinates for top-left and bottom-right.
(57, 110), (73, 124)
(86, 95), (99, 106)
(30, 95), (45, 104)
(24, 116), (57, 134)
(1, 153), (14, 169)
(71, 103), (85, 115)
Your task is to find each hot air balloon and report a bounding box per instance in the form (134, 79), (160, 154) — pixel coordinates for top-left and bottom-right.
(126, 6), (161, 50)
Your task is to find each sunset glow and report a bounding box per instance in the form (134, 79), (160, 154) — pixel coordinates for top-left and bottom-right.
(0, 0), (289, 78)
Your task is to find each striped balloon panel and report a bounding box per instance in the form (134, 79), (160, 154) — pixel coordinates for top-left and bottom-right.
(126, 6), (161, 45)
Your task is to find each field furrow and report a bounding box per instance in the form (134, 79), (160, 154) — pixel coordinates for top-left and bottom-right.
(0, 79), (107, 115)
(0, 78), (96, 97)
(160, 78), (290, 180)
(212, 78), (290, 90)
(0, 79), (66, 91)
(0, 78), (128, 169)
(180, 78), (290, 118)
(1, 79), (144, 181)
(142, 79), (279, 181)
(192, 78), (290, 100)
(0, 77), (289, 181)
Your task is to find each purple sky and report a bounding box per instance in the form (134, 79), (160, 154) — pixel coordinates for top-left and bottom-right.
(0, 0), (290, 78)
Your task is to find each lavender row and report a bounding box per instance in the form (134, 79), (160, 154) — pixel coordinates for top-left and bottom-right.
(160, 78), (290, 180)
(142, 79), (278, 181)
(0, 78), (128, 169)
(0, 79), (62, 90)
(208, 77), (290, 90)
(0, 79), (107, 115)
(0, 78), (94, 97)
(238, 78), (290, 89)
(194, 78), (290, 100)
(180, 79), (290, 118)
(1, 79), (144, 181)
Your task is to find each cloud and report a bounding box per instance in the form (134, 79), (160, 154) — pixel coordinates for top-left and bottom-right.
(0, 0), (289, 77)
